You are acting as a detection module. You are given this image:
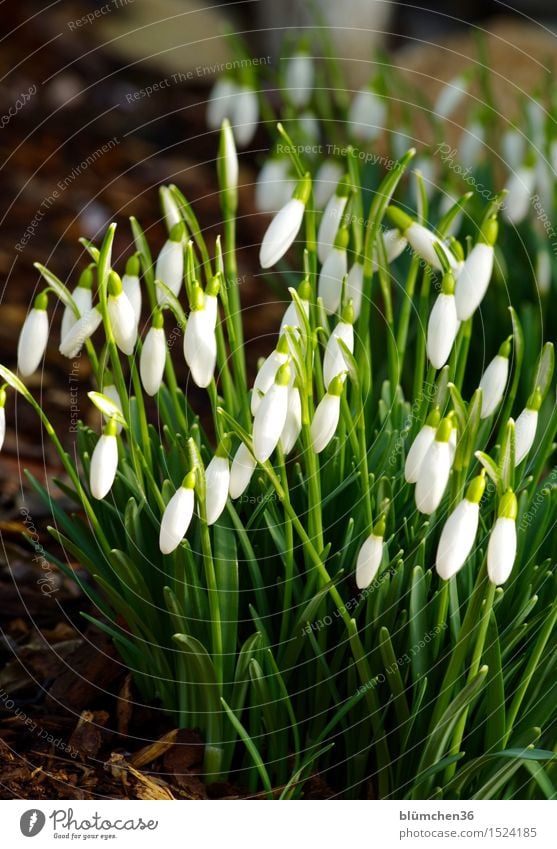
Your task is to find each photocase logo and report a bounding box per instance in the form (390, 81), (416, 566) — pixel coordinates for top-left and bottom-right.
(20, 810), (46, 837)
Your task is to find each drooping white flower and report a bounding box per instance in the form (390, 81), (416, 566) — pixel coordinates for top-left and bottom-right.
(323, 303), (354, 389)
(251, 335), (289, 415)
(298, 110), (320, 142)
(183, 286), (217, 388)
(252, 362), (291, 462)
(59, 305), (102, 358)
(355, 520), (385, 589)
(121, 255), (142, 326)
(311, 374), (344, 454)
(255, 157), (294, 213)
(0, 389), (6, 452)
(458, 120), (486, 171)
(436, 474), (485, 580)
(427, 272), (459, 370)
(386, 206), (457, 272)
(280, 387), (302, 455)
(348, 86), (386, 141)
(107, 272), (137, 355)
(404, 409), (440, 483)
(317, 176), (350, 263)
(159, 471), (196, 554)
(313, 160), (344, 209)
(280, 280), (311, 336)
(232, 85), (259, 147)
(434, 73), (469, 119)
(487, 491), (518, 585)
(205, 441), (231, 525)
(455, 218), (497, 321)
(90, 419), (119, 500)
(217, 118), (238, 212)
(61, 266), (94, 342)
(155, 222), (185, 305)
(140, 315), (167, 396)
(478, 339), (511, 418)
(207, 77), (238, 131)
(17, 292), (49, 377)
(159, 185), (182, 231)
(501, 128), (525, 172)
(101, 378), (123, 434)
(259, 175), (310, 268)
(346, 261), (364, 318)
(229, 442), (257, 499)
(376, 228), (408, 269)
(514, 389), (542, 465)
(503, 163), (536, 225)
(203, 275), (220, 332)
(415, 417), (453, 514)
(284, 51), (314, 108)
(318, 228), (348, 315)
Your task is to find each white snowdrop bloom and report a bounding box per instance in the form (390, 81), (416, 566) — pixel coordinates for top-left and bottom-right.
(203, 280), (220, 332)
(404, 409), (440, 484)
(205, 442), (231, 525)
(381, 228), (408, 265)
(434, 73), (469, 120)
(427, 272), (459, 370)
(251, 336), (289, 415)
(311, 375), (344, 454)
(415, 417), (453, 515)
(280, 387), (302, 455)
(318, 229), (348, 315)
(284, 52), (314, 108)
(313, 160), (344, 209)
(259, 175), (310, 268)
(323, 304), (354, 389)
(90, 420), (119, 500)
(503, 165), (536, 225)
(217, 118), (239, 212)
(183, 287), (217, 389)
(61, 266), (94, 342)
(159, 471), (196, 554)
(502, 129), (525, 172)
(536, 247), (551, 295)
(386, 206), (457, 272)
(121, 255), (142, 326)
(232, 85), (259, 147)
(207, 77), (238, 130)
(101, 379), (123, 434)
(159, 185), (182, 231)
(59, 305), (102, 358)
(478, 339), (511, 418)
(255, 158), (294, 213)
(436, 474), (485, 580)
(252, 362), (291, 462)
(279, 280), (311, 336)
(229, 442), (256, 499)
(487, 491), (518, 585)
(348, 87), (386, 141)
(455, 218), (497, 321)
(514, 389), (542, 465)
(298, 111), (320, 142)
(140, 317), (167, 396)
(355, 520), (386, 589)
(107, 273), (137, 355)
(346, 261), (364, 318)
(0, 389), (6, 452)
(458, 121), (485, 171)
(317, 177), (350, 263)
(17, 292), (49, 377)
(155, 222), (185, 305)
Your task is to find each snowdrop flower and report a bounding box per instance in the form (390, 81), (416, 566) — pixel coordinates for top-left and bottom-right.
(318, 227), (348, 315)
(434, 73), (469, 119)
(346, 261), (364, 319)
(159, 470), (196, 554)
(386, 206), (457, 272)
(298, 110), (320, 142)
(427, 271), (459, 370)
(478, 338), (511, 418)
(317, 175), (350, 263)
(205, 439), (231, 525)
(503, 161), (536, 225)
(0, 388), (6, 452)
(159, 185), (182, 231)
(90, 418), (119, 500)
(284, 50), (314, 108)
(17, 292), (50, 377)
(140, 312), (167, 396)
(536, 247), (551, 295)
(59, 305), (102, 358)
(183, 285), (217, 388)
(251, 334), (289, 415)
(61, 266), (94, 342)
(455, 217), (497, 320)
(415, 417), (453, 514)
(348, 86), (386, 141)
(436, 473), (486, 580)
(280, 279), (311, 336)
(121, 255), (142, 327)
(207, 77), (238, 131)
(311, 374), (344, 453)
(280, 387), (302, 455)
(376, 229), (408, 268)
(313, 160), (344, 209)
(323, 302), (354, 389)
(255, 157), (294, 213)
(514, 388), (542, 465)
(259, 174), (310, 268)
(229, 442), (257, 499)
(101, 375), (123, 434)
(501, 128), (525, 172)
(355, 517), (386, 589)
(252, 362), (291, 462)
(232, 85), (259, 147)
(458, 120), (485, 171)
(155, 222), (185, 305)
(487, 490), (518, 585)
(217, 119), (239, 213)
(404, 408), (440, 484)
(203, 274), (220, 332)
(107, 271), (137, 355)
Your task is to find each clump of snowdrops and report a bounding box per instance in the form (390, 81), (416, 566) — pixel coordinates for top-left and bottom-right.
(2, 115), (557, 799)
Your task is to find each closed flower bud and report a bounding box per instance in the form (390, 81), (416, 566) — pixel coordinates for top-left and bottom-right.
(479, 338), (511, 418)
(159, 471), (196, 554)
(313, 160), (344, 209)
(280, 386), (302, 455)
(427, 272), (459, 369)
(454, 219), (497, 320)
(256, 158), (294, 213)
(317, 176), (350, 263)
(436, 474), (485, 580)
(280, 280), (311, 336)
(17, 292), (49, 377)
(346, 261), (364, 318)
(90, 419), (119, 500)
(232, 85), (259, 147)
(107, 272), (137, 355)
(323, 303), (354, 389)
(503, 164), (536, 225)
(259, 175), (310, 268)
(217, 119), (238, 212)
(487, 490), (518, 585)
(252, 362), (291, 462)
(318, 228), (348, 315)
(59, 305), (102, 358)
(348, 87), (386, 141)
(285, 51), (314, 108)
(514, 388), (541, 465)
(251, 335), (289, 415)
(122, 255), (142, 325)
(61, 266), (93, 342)
(404, 409), (440, 483)
(183, 287), (217, 388)
(229, 442), (256, 499)
(415, 417), (453, 514)
(355, 519), (385, 589)
(205, 440), (231, 525)
(155, 222), (185, 305)
(159, 185), (182, 231)
(140, 314), (167, 396)
(311, 374), (344, 453)
(386, 206), (457, 271)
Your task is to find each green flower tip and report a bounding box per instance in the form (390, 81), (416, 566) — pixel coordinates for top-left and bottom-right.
(107, 271), (123, 297)
(341, 299), (354, 325)
(189, 284), (205, 312)
(448, 237), (464, 263)
(276, 333), (290, 355)
(328, 374), (345, 397)
(152, 310), (164, 330)
(466, 473), (486, 504)
(206, 273), (221, 298)
(385, 205), (413, 233)
(78, 266), (94, 290)
(169, 221), (186, 242)
(125, 255), (140, 277)
(435, 416), (453, 443)
(441, 270), (456, 295)
(425, 407), (441, 428)
(34, 291), (49, 310)
(334, 227), (350, 251)
(298, 277), (312, 301)
(0, 387), (6, 408)
(498, 336), (512, 358)
(293, 172), (312, 205)
(104, 418), (119, 438)
(103, 368), (114, 387)
(336, 174), (352, 199)
(182, 469), (196, 490)
(498, 489), (518, 521)
(478, 216), (498, 247)
(275, 362), (291, 387)
(527, 386), (543, 412)
(215, 435), (232, 458)
(372, 516), (386, 537)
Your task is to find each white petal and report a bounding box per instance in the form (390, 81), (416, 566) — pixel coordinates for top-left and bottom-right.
(160, 186), (182, 230)
(108, 292), (137, 355)
(232, 86), (259, 147)
(487, 517), (517, 585)
(61, 286), (93, 341)
(259, 198), (305, 268)
(205, 455), (230, 525)
(346, 262), (364, 318)
(514, 408), (538, 465)
(229, 442), (256, 499)
(17, 309), (49, 377)
(434, 75), (468, 119)
(252, 383), (289, 462)
(159, 486), (195, 554)
(383, 228), (408, 264)
(455, 243), (494, 321)
(280, 387), (302, 455)
(220, 120), (238, 192)
(415, 440), (451, 514)
(256, 159), (294, 213)
(317, 194), (347, 263)
(479, 355), (508, 418)
(0, 407), (5, 452)
(280, 298), (309, 336)
(140, 327), (167, 396)
(204, 293), (218, 332)
(59, 307), (102, 358)
(436, 499), (479, 580)
(502, 129), (525, 172)
(407, 222), (457, 271)
(323, 322), (354, 389)
(155, 239), (183, 304)
(355, 534), (384, 589)
(318, 247), (347, 315)
(348, 89), (386, 141)
(503, 167), (536, 225)
(183, 310), (217, 388)
(251, 350), (288, 415)
(102, 384), (123, 434)
(207, 78), (237, 130)
(285, 54), (314, 108)
(404, 424), (436, 483)
(427, 293), (459, 369)
(122, 274), (142, 325)
(90, 434), (118, 500)
(311, 393), (341, 453)
(313, 160), (344, 209)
